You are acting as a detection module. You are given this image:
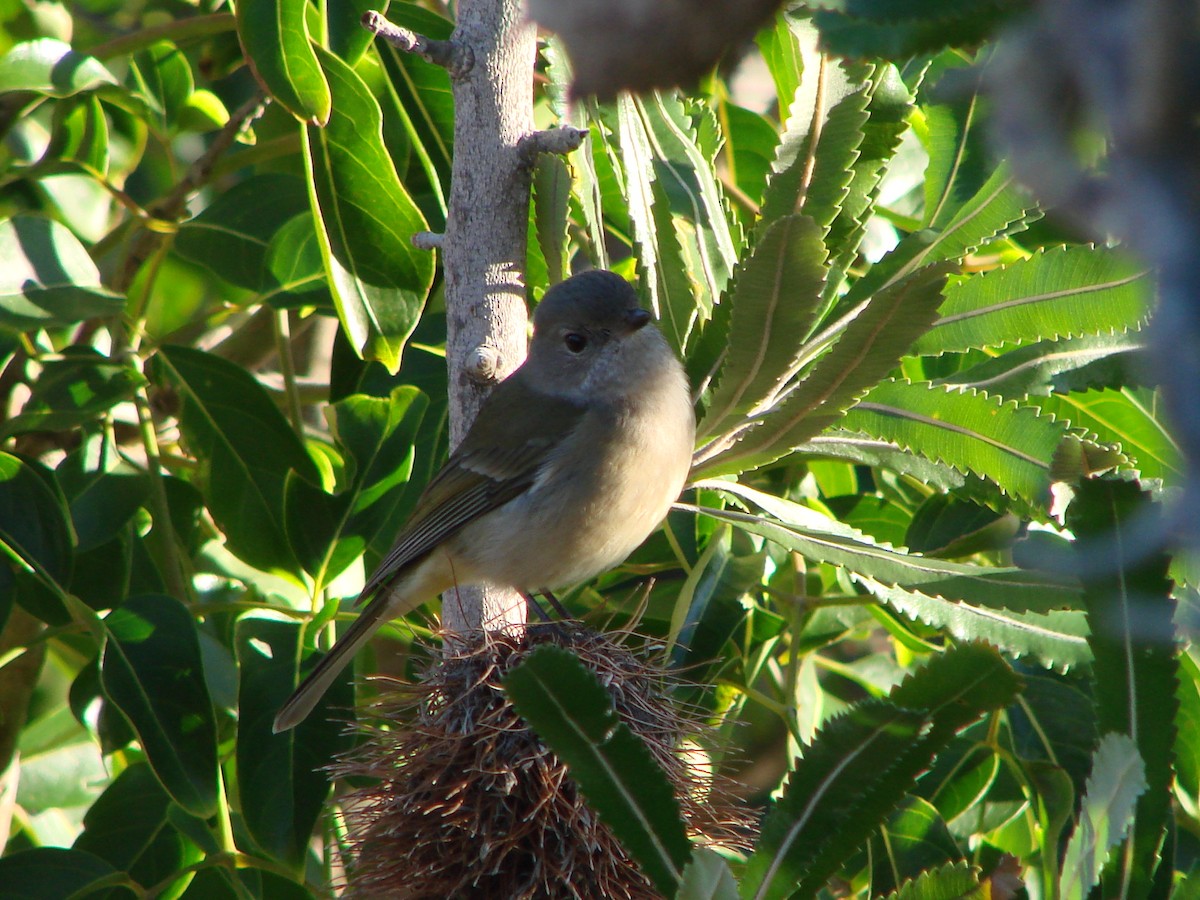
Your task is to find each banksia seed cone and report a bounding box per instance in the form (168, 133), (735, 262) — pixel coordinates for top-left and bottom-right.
(333, 623), (754, 898)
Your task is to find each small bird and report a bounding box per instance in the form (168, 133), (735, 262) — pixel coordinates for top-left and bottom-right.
(273, 270), (696, 731)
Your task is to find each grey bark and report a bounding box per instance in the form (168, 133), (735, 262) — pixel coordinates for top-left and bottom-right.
(439, 0), (536, 637)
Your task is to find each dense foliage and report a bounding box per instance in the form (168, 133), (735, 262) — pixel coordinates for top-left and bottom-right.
(0, 0), (1191, 897)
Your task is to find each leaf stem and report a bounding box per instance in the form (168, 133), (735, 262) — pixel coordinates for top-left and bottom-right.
(133, 383), (191, 603)
(273, 309), (304, 434)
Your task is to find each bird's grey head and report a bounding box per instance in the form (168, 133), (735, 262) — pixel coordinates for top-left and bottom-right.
(525, 270), (663, 400)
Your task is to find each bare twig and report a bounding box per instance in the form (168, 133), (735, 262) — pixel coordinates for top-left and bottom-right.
(361, 10), (474, 78)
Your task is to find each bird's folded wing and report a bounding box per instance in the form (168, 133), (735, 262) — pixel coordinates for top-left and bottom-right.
(355, 383), (587, 604)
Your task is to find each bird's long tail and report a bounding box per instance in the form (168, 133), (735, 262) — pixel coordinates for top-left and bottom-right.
(272, 594), (393, 733)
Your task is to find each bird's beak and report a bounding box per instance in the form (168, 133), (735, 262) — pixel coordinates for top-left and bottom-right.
(624, 308), (652, 331)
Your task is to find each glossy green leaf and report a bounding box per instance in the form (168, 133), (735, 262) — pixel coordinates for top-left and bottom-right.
(101, 594), (220, 818)
(74, 761), (204, 893)
(58, 445), (150, 553)
(0, 216), (124, 330)
(306, 47), (434, 372)
(263, 213), (328, 304)
(0, 451), (73, 610)
(127, 40), (192, 129)
(235, 0), (330, 124)
(871, 795), (963, 895)
(285, 386), (429, 583)
(1, 348), (143, 439)
(696, 263), (952, 477)
(843, 379), (1074, 509)
(174, 174), (310, 291)
(1038, 388), (1182, 486)
(905, 494), (1012, 558)
(236, 613), (354, 867)
(1058, 733), (1148, 900)
(1067, 477), (1177, 898)
(699, 214), (828, 438)
(915, 245), (1151, 355)
(376, 5), (456, 218)
(151, 345), (318, 576)
(0, 38), (118, 96)
(47, 94), (110, 175)
(0, 847), (123, 897)
(504, 645), (691, 897)
(328, 0), (379, 64)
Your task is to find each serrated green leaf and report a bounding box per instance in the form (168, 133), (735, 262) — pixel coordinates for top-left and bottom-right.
(615, 94), (704, 353)
(1058, 733), (1148, 900)
(811, 1), (1027, 60)
(760, 58), (870, 231)
(745, 701), (929, 900)
(747, 644), (1019, 900)
(504, 645), (691, 897)
(922, 66), (991, 230)
(101, 594), (220, 819)
(699, 214), (827, 438)
(236, 613), (354, 867)
(823, 62), (913, 283)
(882, 860), (985, 900)
(636, 92), (739, 305)
(1067, 478), (1177, 898)
(859, 576), (1092, 669)
(0, 38), (118, 97)
(755, 12), (806, 119)
(689, 485), (1080, 613)
(940, 331), (1148, 398)
(1037, 388), (1182, 486)
(151, 345), (318, 577)
(695, 263), (952, 477)
(843, 379), (1071, 508)
(305, 47), (434, 372)
(236, 0), (330, 124)
(533, 153), (572, 286)
(0, 216), (124, 331)
(845, 166), (1039, 315)
(916, 245), (1150, 356)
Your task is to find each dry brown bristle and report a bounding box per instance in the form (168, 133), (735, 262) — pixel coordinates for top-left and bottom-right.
(331, 623), (755, 898)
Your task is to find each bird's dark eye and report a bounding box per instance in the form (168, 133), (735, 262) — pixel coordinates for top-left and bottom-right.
(564, 332), (588, 353)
